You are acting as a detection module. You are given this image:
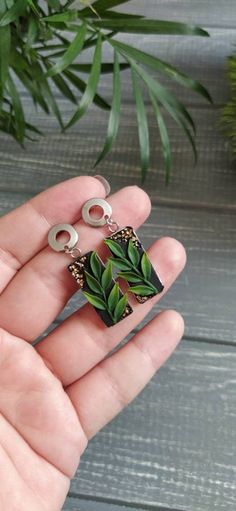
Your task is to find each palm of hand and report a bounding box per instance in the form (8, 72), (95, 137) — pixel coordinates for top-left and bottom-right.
(0, 177), (185, 511)
(0, 330), (84, 511)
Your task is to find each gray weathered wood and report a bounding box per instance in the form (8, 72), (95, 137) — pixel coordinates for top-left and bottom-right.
(63, 497), (142, 511)
(119, 0), (236, 28)
(69, 341), (236, 511)
(0, 103), (235, 210)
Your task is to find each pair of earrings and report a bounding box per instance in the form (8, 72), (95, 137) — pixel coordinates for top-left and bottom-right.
(48, 197), (164, 327)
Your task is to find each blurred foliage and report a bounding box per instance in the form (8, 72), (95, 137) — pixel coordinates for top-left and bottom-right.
(221, 54), (236, 157)
(0, 0), (212, 182)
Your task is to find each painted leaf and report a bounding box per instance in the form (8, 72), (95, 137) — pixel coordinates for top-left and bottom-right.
(83, 292), (107, 310)
(101, 260), (113, 290)
(109, 257), (132, 271)
(90, 251), (102, 280)
(128, 285), (156, 296)
(118, 271), (141, 283)
(114, 294), (128, 322)
(108, 282), (120, 312)
(104, 239), (125, 258)
(84, 271), (103, 294)
(127, 239), (140, 266)
(141, 252), (152, 280)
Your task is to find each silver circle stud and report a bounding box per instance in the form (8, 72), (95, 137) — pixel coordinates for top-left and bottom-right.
(48, 224), (79, 252)
(82, 198), (112, 227)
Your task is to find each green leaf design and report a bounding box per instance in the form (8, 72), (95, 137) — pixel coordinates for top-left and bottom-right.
(118, 271), (141, 283)
(114, 294), (128, 322)
(84, 271), (103, 294)
(83, 292), (107, 310)
(109, 257), (132, 271)
(101, 260), (113, 290)
(90, 251), (102, 280)
(127, 238), (140, 266)
(66, 34), (102, 129)
(131, 67), (149, 182)
(104, 239), (125, 258)
(129, 285), (156, 296)
(95, 49), (121, 166)
(46, 24), (87, 77)
(141, 252), (152, 280)
(108, 282), (120, 312)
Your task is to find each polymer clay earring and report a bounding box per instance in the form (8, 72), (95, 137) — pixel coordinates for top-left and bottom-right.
(48, 221), (133, 328)
(82, 198), (164, 304)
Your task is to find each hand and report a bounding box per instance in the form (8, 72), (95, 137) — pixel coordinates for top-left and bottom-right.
(0, 177), (186, 511)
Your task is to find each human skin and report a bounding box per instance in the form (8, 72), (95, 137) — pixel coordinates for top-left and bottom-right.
(0, 177), (186, 510)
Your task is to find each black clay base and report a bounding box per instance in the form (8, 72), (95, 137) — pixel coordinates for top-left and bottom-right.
(105, 226), (164, 303)
(68, 251), (133, 327)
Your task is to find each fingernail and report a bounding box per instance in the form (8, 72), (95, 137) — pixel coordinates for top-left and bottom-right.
(94, 175), (111, 197)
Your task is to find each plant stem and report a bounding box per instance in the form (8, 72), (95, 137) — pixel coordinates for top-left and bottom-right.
(118, 258), (157, 293)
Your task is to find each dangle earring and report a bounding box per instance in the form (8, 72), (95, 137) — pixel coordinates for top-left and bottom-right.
(48, 221), (133, 328)
(81, 198), (164, 304)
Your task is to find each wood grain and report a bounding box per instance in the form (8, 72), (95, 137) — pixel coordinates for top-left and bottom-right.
(118, 0), (236, 28)
(0, 103), (235, 210)
(63, 497), (143, 511)
(69, 340), (236, 511)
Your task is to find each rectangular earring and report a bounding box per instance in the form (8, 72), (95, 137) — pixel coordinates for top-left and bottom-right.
(81, 198), (164, 305)
(104, 227), (164, 303)
(48, 222), (133, 328)
(68, 252), (132, 327)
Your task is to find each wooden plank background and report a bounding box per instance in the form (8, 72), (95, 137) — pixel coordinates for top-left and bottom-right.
(0, 1), (235, 510)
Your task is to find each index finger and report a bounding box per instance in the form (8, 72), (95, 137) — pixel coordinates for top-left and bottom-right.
(0, 176), (106, 292)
